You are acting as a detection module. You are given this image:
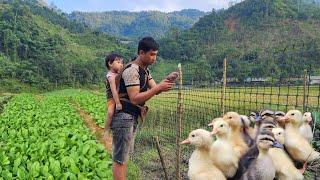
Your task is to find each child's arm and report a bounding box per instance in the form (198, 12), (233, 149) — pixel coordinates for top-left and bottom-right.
(108, 75), (122, 110)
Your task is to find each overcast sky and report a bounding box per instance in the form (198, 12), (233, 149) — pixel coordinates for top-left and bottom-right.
(44, 0), (232, 13)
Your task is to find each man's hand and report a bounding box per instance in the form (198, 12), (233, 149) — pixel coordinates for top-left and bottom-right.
(126, 78), (174, 105)
(156, 79), (174, 93)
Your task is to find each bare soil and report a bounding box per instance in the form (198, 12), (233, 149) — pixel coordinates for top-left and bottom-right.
(73, 103), (113, 153)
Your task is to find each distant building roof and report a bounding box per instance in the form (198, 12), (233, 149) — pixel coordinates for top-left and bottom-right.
(310, 76), (320, 80)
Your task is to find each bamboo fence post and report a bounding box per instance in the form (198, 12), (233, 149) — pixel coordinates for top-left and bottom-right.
(303, 69), (307, 112)
(221, 58), (227, 116)
(154, 136), (169, 180)
(176, 63), (183, 180)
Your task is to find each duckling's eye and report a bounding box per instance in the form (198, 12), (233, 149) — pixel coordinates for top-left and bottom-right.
(278, 133), (281, 135)
(228, 117), (232, 119)
(291, 113), (294, 116)
(191, 134), (195, 137)
(220, 125), (224, 127)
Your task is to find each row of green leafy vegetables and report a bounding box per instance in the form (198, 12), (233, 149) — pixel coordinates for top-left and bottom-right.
(47, 89), (106, 127)
(0, 93), (112, 179)
(56, 89), (140, 179)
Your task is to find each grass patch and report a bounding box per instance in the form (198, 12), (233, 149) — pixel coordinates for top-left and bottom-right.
(127, 161), (141, 180)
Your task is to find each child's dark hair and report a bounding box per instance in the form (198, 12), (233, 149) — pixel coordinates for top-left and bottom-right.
(138, 37), (159, 54)
(105, 53), (123, 70)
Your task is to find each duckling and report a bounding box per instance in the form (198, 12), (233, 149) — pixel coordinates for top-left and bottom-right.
(249, 111), (259, 123)
(249, 111), (261, 138)
(259, 120), (277, 132)
(231, 145), (259, 180)
(260, 109), (275, 121)
(240, 130), (276, 180)
(240, 115), (251, 127)
(274, 111), (286, 128)
(208, 117), (223, 127)
(223, 112), (249, 158)
(254, 116), (277, 144)
(299, 112), (313, 142)
(269, 128), (304, 180)
(262, 109), (276, 121)
(231, 120), (277, 180)
(181, 129), (226, 180)
(248, 112), (258, 136)
(240, 115), (255, 142)
(280, 110), (320, 162)
(275, 111), (285, 117)
(210, 120), (238, 178)
(252, 109), (275, 139)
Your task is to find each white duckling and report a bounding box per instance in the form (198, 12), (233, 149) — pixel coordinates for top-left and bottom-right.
(269, 128), (304, 180)
(208, 117), (223, 127)
(181, 129), (226, 180)
(210, 119), (238, 178)
(299, 112), (313, 142)
(280, 110), (320, 163)
(223, 112), (249, 158)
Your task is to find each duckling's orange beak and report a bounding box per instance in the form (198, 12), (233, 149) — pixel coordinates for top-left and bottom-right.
(181, 139), (190, 145)
(211, 129), (218, 135)
(279, 115), (289, 123)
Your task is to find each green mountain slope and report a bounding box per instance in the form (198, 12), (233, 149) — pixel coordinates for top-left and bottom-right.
(0, 0), (131, 91)
(158, 0), (320, 80)
(69, 9), (207, 40)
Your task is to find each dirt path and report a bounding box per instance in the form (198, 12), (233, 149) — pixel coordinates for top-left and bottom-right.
(72, 103), (113, 153)
(0, 95), (14, 114)
(0, 93), (16, 96)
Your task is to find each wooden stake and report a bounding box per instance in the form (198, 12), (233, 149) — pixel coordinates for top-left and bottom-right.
(154, 136), (169, 180)
(176, 63), (183, 180)
(303, 69), (307, 112)
(221, 58), (227, 115)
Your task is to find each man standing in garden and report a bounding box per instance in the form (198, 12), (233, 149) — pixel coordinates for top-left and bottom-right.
(110, 37), (178, 180)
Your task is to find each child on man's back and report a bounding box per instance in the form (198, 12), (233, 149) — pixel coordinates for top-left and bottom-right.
(104, 53), (124, 133)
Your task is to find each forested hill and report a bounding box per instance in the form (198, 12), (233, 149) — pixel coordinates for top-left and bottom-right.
(69, 9), (207, 40)
(158, 0), (320, 80)
(0, 0), (131, 91)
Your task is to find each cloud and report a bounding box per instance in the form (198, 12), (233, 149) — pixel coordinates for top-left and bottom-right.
(132, 0), (181, 12)
(130, 0), (230, 12)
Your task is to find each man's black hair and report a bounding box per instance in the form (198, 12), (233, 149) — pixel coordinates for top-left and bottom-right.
(138, 37), (159, 54)
(105, 53), (123, 70)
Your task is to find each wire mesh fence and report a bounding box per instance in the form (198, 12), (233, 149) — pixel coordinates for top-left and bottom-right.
(132, 44), (320, 179)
